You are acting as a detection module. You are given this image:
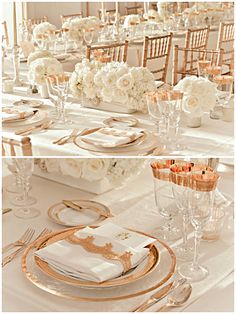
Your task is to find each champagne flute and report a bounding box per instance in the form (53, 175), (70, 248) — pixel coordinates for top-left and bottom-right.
(13, 159), (40, 219)
(178, 170), (220, 281)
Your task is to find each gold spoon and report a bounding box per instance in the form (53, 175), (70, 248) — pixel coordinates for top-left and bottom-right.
(157, 282), (192, 312)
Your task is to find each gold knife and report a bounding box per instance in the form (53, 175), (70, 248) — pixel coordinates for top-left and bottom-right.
(2, 208), (12, 215)
(132, 279), (187, 312)
(62, 200), (111, 218)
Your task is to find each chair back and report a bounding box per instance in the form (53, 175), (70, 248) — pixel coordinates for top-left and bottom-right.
(185, 26), (210, 49)
(217, 22), (234, 73)
(142, 33), (173, 82)
(172, 45), (224, 85)
(86, 40), (129, 63)
(28, 16), (48, 26)
(2, 137), (33, 156)
(125, 6), (143, 15)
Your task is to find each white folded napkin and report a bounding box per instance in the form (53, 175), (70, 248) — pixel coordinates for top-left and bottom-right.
(35, 223), (156, 283)
(81, 127), (144, 148)
(2, 106), (35, 122)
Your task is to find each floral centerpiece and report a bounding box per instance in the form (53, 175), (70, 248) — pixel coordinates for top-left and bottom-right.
(62, 16), (101, 42)
(28, 57), (63, 98)
(27, 50), (53, 65)
(34, 158), (146, 194)
(174, 76), (217, 127)
(33, 22), (57, 38)
(69, 59), (156, 113)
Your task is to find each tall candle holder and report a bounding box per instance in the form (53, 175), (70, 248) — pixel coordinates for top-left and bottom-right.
(12, 44), (23, 86)
(113, 13), (120, 40)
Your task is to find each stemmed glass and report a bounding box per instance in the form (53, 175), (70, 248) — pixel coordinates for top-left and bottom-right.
(151, 160), (182, 242)
(84, 28), (94, 45)
(146, 92), (165, 138)
(197, 60), (211, 78)
(170, 162), (194, 261)
(13, 158), (40, 219)
(213, 75), (234, 107)
(46, 73), (71, 125)
(178, 170), (220, 281)
(205, 65), (222, 82)
(4, 159), (22, 193)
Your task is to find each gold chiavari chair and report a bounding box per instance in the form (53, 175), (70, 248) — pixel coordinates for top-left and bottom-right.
(142, 33), (173, 83)
(28, 16), (48, 26)
(185, 26), (210, 49)
(60, 13), (83, 23)
(2, 21), (9, 46)
(86, 40), (129, 63)
(216, 22), (234, 75)
(2, 137), (33, 156)
(172, 45), (224, 85)
(125, 5), (143, 15)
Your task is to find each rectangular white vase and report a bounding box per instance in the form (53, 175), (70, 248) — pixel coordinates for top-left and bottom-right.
(82, 98), (136, 114)
(33, 166), (114, 195)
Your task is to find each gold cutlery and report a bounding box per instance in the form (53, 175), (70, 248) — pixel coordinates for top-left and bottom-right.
(132, 279), (187, 312)
(2, 228), (51, 267)
(2, 208), (12, 215)
(62, 200), (112, 218)
(2, 228), (35, 254)
(53, 128), (87, 145)
(15, 120), (53, 136)
(157, 282), (192, 312)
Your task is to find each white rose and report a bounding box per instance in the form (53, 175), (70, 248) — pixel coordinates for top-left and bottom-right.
(130, 67), (143, 81)
(83, 86), (97, 99)
(102, 71), (117, 87)
(59, 159), (83, 178)
(116, 73), (134, 91)
(183, 95), (204, 117)
(101, 87), (113, 102)
(45, 159), (60, 173)
(81, 159), (110, 181)
(83, 71), (94, 86)
(94, 71), (104, 87)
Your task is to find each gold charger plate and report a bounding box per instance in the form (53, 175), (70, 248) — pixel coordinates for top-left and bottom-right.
(48, 200), (112, 227)
(34, 227), (159, 288)
(22, 227), (176, 301)
(79, 127), (146, 149)
(103, 116), (138, 127)
(74, 129), (164, 156)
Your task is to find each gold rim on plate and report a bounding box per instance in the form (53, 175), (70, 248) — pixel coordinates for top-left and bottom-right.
(22, 227), (176, 302)
(47, 200), (112, 227)
(34, 227), (159, 288)
(103, 116), (138, 127)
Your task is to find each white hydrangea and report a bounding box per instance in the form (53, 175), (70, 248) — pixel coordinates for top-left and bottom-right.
(33, 22), (56, 38)
(27, 50), (53, 65)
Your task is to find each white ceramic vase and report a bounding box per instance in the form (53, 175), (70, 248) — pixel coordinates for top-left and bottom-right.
(186, 115), (202, 128)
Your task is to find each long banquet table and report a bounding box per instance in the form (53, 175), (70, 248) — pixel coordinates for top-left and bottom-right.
(2, 87), (234, 156)
(2, 160), (234, 312)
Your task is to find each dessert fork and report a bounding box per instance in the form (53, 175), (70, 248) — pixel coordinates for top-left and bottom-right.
(2, 228), (35, 254)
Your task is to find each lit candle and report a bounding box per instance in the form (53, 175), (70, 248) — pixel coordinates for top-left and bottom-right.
(13, 2), (17, 46)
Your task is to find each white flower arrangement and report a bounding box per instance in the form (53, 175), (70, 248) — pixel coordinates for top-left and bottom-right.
(123, 15), (140, 28)
(62, 16), (101, 41)
(69, 59), (156, 113)
(143, 9), (162, 22)
(35, 158), (145, 185)
(174, 76), (217, 117)
(28, 57), (63, 85)
(27, 50), (53, 66)
(33, 22), (57, 38)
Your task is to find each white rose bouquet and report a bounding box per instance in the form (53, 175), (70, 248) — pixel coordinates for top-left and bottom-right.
(62, 16), (100, 41)
(174, 76), (217, 117)
(35, 158), (145, 185)
(70, 60), (156, 113)
(33, 22), (57, 38)
(27, 50), (53, 65)
(28, 57), (63, 85)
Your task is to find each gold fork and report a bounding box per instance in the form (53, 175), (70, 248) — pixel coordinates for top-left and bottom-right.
(2, 228), (35, 254)
(53, 128), (86, 145)
(2, 228), (51, 267)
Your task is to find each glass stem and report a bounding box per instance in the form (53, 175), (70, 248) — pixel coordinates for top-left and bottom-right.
(165, 115), (170, 140)
(193, 228), (202, 267)
(182, 212), (188, 247)
(23, 177), (30, 214)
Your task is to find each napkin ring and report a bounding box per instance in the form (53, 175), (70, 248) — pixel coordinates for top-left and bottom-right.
(66, 235), (132, 273)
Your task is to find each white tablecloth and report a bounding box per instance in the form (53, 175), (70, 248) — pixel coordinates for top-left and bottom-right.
(2, 160), (234, 312)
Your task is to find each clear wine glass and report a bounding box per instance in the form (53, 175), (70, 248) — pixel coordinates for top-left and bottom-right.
(146, 92), (164, 138)
(13, 158), (40, 219)
(213, 75), (234, 107)
(151, 160), (182, 242)
(4, 159), (22, 194)
(178, 170), (220, 282)
(170, 163), (194, 261)
(84, 28), (94, 45)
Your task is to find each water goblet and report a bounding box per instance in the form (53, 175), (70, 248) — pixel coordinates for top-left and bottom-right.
(151, 160), (182, 242)
(13, 158), (40, 219)
(170, 162), (194, 261)
(146, 92), (164, 138)
(213, 75), (233, 106)
(4, 159), (22, 194)
(178, 170), (220, 281)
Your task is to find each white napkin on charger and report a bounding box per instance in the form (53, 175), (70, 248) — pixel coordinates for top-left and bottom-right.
(2, 105), (35, 122)
(81, 127), (144, 148)
(35, 223), (156, 283)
